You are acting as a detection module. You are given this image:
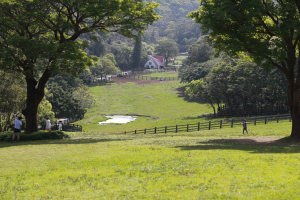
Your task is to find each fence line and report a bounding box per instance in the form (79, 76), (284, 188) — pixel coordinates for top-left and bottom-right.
(123, 114), (291, 134)
(125, 75), (180, 81)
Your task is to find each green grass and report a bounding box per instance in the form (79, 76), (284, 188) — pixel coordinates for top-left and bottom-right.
(174, 55), (188, 64)
(143, 71), (179, 78)
(78, 81), (213, 133)
(1, 122), (299, 199)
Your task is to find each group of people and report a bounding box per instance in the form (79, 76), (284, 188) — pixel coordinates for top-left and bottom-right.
(11, 116), (63, 143)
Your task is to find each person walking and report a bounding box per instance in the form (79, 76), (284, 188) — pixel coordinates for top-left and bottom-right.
(12, 116), (22, 143)
(241, 120), (248, 134)
(45, 117), (51, 131)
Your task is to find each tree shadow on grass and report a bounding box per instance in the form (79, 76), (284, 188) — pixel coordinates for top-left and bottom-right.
(175, 137), (300, 154)
(0, 138), (131, 149)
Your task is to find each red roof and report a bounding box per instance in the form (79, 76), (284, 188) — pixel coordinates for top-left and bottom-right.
(149, 55), (165, 66)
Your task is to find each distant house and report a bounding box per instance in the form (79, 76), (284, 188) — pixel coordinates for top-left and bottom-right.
(144, 55), (165, 69)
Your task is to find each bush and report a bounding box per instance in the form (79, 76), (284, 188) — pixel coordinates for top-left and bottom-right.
(0, 130), (70, 142)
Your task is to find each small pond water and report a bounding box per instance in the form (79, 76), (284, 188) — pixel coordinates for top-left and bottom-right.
(99, 115), (137, 125)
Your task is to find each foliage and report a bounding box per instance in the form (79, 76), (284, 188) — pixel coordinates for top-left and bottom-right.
(183, 36), (214, 65)
(37, 97), (55, 126)
(0, 0), (160, 133)
(185, 59), (288, 116)
(47, 75), (95, 120)
(178, 36), (216, 82)
(189, 0), (300, 138)
(131, 35), (142, 71)
(91, 56), (119, 80)
(0, 71), (26, 132)
(165, 17), (202, 51)
(0, 130), (69, 142)
(113, 46), (133, 71)
(154, 39), (179, 66)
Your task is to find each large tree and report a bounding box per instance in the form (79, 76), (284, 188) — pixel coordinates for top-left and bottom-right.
(154, 39), (179, 67)
(189, 0), (300, 139)
(0, 0), (160, 133)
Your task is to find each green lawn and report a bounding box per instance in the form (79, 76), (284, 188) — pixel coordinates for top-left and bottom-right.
(1, 122), (298, 199)
(78, 81), (213, 134)
(142, 71), (179, 78)
(1, 77), (296, 199)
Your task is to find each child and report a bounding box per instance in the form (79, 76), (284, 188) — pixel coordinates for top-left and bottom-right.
(58, 121), (63, 131)
(241, 120), (248, 134)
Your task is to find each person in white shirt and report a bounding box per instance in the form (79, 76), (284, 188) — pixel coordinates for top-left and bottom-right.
(58, 121), (63, 131)
(45, 117), (51, 131)
(12, 116), (22, 143)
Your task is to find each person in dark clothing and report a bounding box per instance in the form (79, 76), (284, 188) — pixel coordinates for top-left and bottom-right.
(241, 120), (248, 134)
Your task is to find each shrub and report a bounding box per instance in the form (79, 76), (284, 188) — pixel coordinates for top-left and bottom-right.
(0, 130), (70, 142)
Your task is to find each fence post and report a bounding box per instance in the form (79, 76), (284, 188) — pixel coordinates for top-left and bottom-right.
(187, 124), (189, 132)
(220, 120), (222, 129)
(290, 117), (291, 122)
(231, 119), (233, 128)
(165, 126), (167, 133)
(198, 122), (200, 131)
(135, 130), (137, 134)
(154, 127), (156, 134)
(144, 129), (146, 134)
(254, 117), (256, 125)
(209, 121), (211, 130)
(176, 125), (178, 133)
(277, 115), (279, 123)
(265, 117), (267, 124)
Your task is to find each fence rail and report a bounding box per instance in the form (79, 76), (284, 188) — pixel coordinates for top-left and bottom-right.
(124, 75), (180, 81)
(123, 114), (291, 134)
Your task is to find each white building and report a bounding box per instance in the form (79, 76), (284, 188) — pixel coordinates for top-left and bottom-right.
(144, 55), (165, 69)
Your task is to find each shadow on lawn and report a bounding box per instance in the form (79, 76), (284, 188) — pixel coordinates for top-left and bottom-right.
(176, 137), (300, 154)
(0, 138), (131, 148)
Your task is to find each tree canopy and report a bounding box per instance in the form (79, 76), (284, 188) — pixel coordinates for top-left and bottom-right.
(0, 0), (160, 133)
(154, 39), (179, 66)
(189, 0), (300, 138)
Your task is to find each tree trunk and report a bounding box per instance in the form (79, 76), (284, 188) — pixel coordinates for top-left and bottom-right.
(288, 81), (300, 139)
(22, 78), (45, 134)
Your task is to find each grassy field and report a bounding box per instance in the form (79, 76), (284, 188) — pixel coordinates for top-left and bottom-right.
(1, 78), (297, 199)
(142, 71), (179, 78)
(1, 122), (298, 199)
(78, 81), (213, 134)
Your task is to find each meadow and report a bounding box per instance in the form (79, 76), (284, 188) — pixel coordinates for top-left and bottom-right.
(1, 79), (298, 199)
(1, 122), (298, 199)
(79, 80), (213, 134)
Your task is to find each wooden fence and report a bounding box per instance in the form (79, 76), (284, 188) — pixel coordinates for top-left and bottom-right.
(123, 114), (291, 134)
(125, 75), (180, 81)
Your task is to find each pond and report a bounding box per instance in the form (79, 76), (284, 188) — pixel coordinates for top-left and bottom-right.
(99, 115), (137, 125)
